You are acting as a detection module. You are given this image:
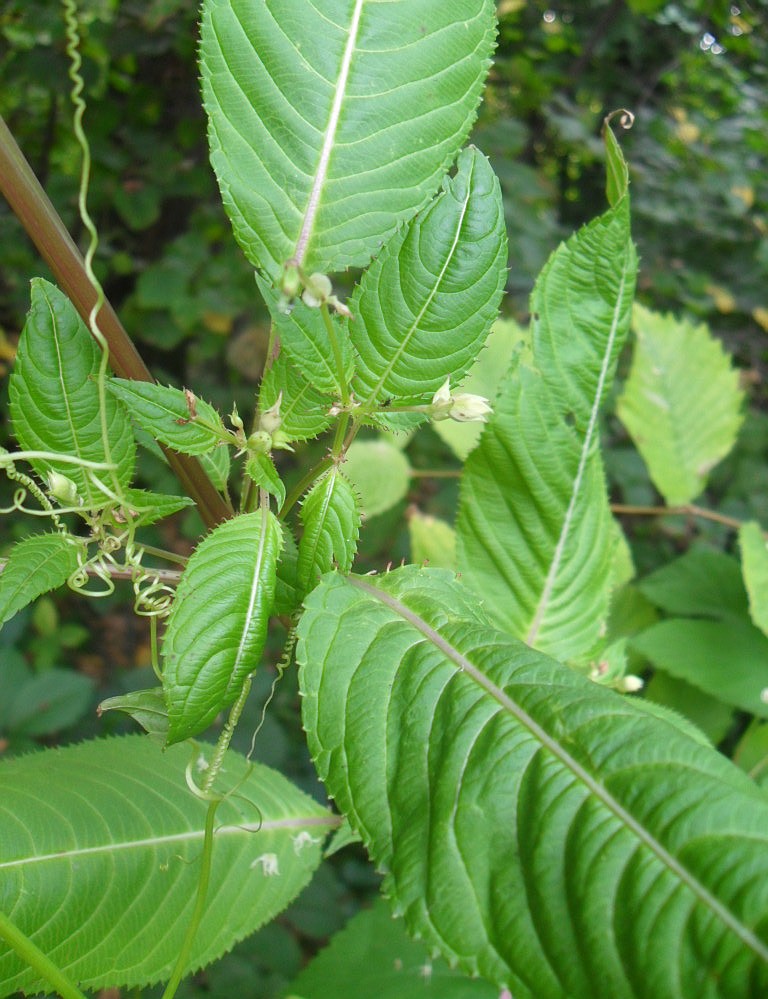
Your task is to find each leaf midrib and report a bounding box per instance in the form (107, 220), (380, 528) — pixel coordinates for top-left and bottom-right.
(0, 814), (335, 872)
(292, 0), (365, 267)
(349, 575), (768, 966)
(362, 157), (475, 405)
(525, 239), (630, 646)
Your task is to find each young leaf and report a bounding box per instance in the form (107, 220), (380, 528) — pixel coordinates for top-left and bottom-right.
(111, 488), (196, 527)
(617, 305), (744, 504)
(0, 736), (329, 994)
(106, 379), (227, 456)
(0, 533), (81, 628)
(351, 146), (507, 408)
(739, 521), (768, 637)
(457, 364), (617, 661)
(457, 134), (636, 662)
(298, 469), (359, 594)
(9, 279), (135, 506)
(245, 452), (286, 511)
(259, 351), (333, 443)
(297, 566), (768, 998)
(258, 277), (352, 395)
(200, 0), (498, 279)
(162, 509), (282, 743)
(288, 897), (498, 999)
(97, 687), (169, 741)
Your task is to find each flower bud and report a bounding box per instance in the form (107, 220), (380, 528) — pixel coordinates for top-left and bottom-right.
(259, 392), (283, 434)
(302, 272), (333, 308)
(246, 429), (273, 455)
(47, 470), (79, 505)
(448, 393), (492, 423)
(280, 262), (301, 300)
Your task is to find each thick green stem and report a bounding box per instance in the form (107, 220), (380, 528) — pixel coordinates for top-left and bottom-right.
(0, 113), (231, 529)
(0, 910), (88, 999)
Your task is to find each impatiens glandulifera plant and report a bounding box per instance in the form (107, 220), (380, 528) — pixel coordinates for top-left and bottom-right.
(0, 1), (767, 997)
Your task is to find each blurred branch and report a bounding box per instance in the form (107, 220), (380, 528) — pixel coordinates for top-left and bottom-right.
(0, 113), (232, 529)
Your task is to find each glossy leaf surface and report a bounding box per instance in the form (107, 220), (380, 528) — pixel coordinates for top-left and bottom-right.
(0, 736), (329, 994)
(298, 566), (768, 999)
(457, 136), (636, 661)
(351, 146), (507, 406)
(9, 279), (135, 505)
(258, 277), (352, 395)
(617, 305), (744, 504)
(162, 509), (282, 743)
(106, 379), (227, 456)
(200, 0), (497, 279)
(298, 468), (359, 593)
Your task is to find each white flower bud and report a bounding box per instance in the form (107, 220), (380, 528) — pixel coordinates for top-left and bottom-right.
(616, 674), (644, 694)
(430, 378), (453, 421)
(302, 272), (333, 308)
(259, 392), (283, 434)
(448, 393), (492, 423)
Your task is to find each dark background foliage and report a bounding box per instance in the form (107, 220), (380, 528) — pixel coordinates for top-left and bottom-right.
(0, 1), (766, 994)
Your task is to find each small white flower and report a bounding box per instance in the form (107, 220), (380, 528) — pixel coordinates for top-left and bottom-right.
(430, 379), (492, 423)
(301, 272), (333, 308)
(448, 392), (492, 423)
(616, 674), (644, 694)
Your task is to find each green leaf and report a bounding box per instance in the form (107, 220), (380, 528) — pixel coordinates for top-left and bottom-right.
(644, 672), (734, 746)
(734, 720), (768, 789)
(617, 305), (745, 504)
(106, 378), (228, 456)
(0, 533), (81, 628)
(9, 279), (135, 506)
(603, 111), (631, 208)
(111, 488), (196, 527)
(199, 441), (231, 492)
(162, 509), (282, 743)
(637, 546), (748, 619)
(0, 736), (329, 994)
(245, 452), (286, 511)
(740, 521), (768, 636)
(200, 0), (498, 279)
(457, 365), (617, 661)
(528, 198), (636, 430)
(274, 528), (302, 617)
(433, 317), (526, 461)
(259, 352), (333, 443)
(298, 469), (359, 594)
(297, 567), (768, 998)
(351, 147), (507, 408)
(342, 439), (411, 519)
(633, 547), (768, 717)
(456, 171), (636, 662)
(97, 687), (169, 741)
(288, 897), (498, 999)
(632, 617), (768, 718)
(408, 511), (457, 570)
(258, 277), (352, 396)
